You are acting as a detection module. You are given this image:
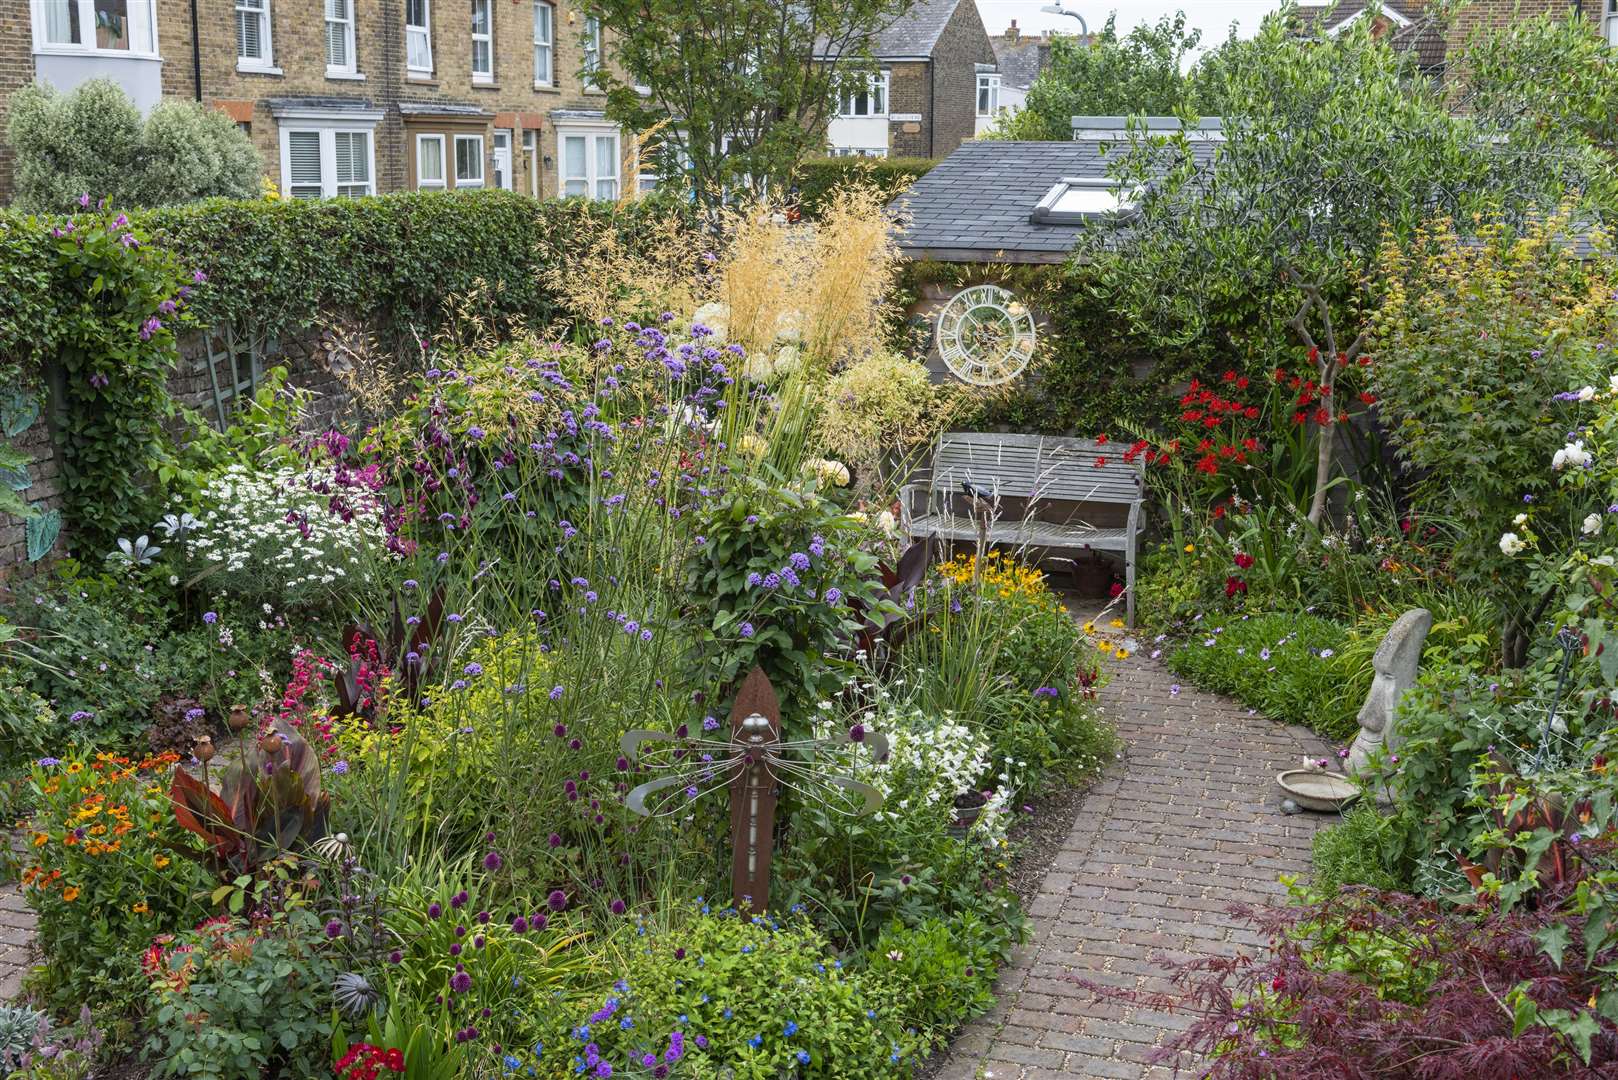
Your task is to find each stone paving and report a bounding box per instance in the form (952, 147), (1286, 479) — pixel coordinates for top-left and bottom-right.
(935, 640), (1336, 1080)
(0, 880), (35, 1000)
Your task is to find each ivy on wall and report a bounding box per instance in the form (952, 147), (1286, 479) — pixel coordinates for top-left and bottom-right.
(0, 190), (697, 554)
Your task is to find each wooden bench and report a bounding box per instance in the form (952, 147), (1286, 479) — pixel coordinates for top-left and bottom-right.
(899, 432), (1146, 626)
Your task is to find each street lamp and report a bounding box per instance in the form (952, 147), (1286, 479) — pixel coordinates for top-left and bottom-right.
(1039, 3), (1089, 36)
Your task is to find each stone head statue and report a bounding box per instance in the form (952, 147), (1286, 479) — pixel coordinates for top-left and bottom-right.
(1345, 608), (1432, 779)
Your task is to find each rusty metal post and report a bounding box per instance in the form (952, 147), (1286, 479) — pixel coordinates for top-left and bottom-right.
(727, 667), (781, 913)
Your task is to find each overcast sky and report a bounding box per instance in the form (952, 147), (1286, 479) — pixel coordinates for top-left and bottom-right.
(974, 0), (1284, 57)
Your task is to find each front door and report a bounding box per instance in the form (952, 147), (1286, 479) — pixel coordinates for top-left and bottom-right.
(492, 130), (513, 191)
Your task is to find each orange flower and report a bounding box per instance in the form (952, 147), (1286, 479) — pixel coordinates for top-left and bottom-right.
(62, 886), (80, 902)
(31, 832), (47, 848)
(132, 902), (149, 914)
(154, 854), (171, 869)
(66, 763), (83, 774)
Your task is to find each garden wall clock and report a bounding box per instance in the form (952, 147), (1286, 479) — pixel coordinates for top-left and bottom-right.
(934, 284), (1036, 386)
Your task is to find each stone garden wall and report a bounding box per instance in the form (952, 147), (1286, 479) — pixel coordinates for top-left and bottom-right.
(0, 321), (357, 572)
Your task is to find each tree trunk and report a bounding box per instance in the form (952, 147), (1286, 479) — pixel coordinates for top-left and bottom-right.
(1284, 277), (1365, 528)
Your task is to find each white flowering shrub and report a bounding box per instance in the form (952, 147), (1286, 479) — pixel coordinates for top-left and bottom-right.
(183, 464), (388, 607)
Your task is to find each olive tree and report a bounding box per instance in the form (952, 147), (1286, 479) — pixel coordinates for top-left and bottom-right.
(1078, 2), (1610, 525)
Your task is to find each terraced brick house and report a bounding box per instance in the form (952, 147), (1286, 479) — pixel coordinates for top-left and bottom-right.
(819, 0), (997, 159)
(2, 0), (635, 200)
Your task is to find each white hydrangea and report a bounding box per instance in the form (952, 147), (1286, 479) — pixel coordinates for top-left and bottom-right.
(184, 463), (388, 604)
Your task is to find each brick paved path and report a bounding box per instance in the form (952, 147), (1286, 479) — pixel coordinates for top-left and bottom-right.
(936, 645), (1335, 1080)
(0, 881), (34, 1000)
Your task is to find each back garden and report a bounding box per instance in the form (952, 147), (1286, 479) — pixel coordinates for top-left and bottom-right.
(3, 14), (1618, 1077)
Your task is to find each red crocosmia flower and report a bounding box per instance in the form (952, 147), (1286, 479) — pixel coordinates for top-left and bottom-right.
(1222, 369), (1237, 382)
(1244, 406), (1260, 420)
(1292, 411), (1308, 425)
(1242, 437), (1259, 451)
(1273, 368), (1288, 383)
(1197, 438), (1214, 452)
(1094, 456), (1108, 467)
(1307, 346), (1320, 363)
(1196, 454), (1219, 475)
(1213, 504), (1226, 519)
(1314, 407), (1331, 425)
(1182, 409), (1204, 422)
(1359, 391), (1377, 405)
(1358, 355), (1372, 366)
(1218, 444), (1236, 459)
(1095, 433), (1108, 444)
(1236, 376), (1249, 389)
(1337, 410), (1348, 423)
(1318, 383), (1332, 396)
(1234, 553), (1255, 569)
(1203, 416), (1221, 429)
(1108, 582), (1124, 597)
(1289, 376), (1302, 390)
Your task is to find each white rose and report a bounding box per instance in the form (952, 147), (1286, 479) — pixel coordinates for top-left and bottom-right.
(1585, 512), (1603, 536)
(1553, 440), (1591, 470)
(1499, 531), (1526, 556)
(1578, 386), (1597, 402)
(1514, 512), (1528, 526)
(1609, 373), (1618, 394)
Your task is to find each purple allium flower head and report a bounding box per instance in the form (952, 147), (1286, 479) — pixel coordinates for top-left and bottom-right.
(548, 889), (568, 911)
(202, 611), (218, 624)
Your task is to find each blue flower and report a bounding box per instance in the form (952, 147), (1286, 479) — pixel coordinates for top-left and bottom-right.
(739, 623), (755, 639)
(783, 1021), (798, 1037)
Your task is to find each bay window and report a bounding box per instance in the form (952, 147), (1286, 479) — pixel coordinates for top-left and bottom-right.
(558, 126), (619, 200)
(36, 0), (158, 54)
(977, 73), (1000, 117)
(277, 113), (379, 199)
(838, 73), (888, 117)
(454, 134), (485, 187)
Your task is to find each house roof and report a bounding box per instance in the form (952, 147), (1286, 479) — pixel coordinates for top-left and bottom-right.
(266, 96), (377, 116)
(397, 101), (494, 118)
(1294, 0), (1446, 73)
(816, 0), (968, 60)
(892, 136), (1218, 264)
(991, 36), (1048, 92)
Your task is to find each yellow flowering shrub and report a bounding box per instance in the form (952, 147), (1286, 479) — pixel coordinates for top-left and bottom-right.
(23, 751), (209, 1009)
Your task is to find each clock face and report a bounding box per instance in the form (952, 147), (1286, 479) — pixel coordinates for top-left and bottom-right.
(934, 285), (1036, 386)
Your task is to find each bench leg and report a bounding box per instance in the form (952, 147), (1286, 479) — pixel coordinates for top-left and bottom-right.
(1125, 552), (1136, 629)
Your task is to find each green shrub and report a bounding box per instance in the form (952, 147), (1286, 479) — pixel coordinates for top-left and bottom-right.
(1165, 611), (1354, 738)
(793, 157), (935, 218)
(1310, 802), (1415, 894)
(862, 915), (1001, 1036)
(6, 80), (259, 213)
(144, 909), (339, 1079)
(531, 910), (928, 1078)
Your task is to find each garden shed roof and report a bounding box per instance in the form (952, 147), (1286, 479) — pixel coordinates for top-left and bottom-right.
(893, 134), (1216, 265)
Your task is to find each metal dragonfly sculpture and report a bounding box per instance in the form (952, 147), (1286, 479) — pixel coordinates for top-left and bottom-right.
(620, 667), (888, 913)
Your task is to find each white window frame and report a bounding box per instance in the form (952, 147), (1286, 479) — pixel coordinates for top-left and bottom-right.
(31, 0), (160, 56)
(276, 112), (380, 200)
(830, 146), (887, 159)
(583, 15), (601, 82)
(405, 0), (432, 73)
(532, 0), (553, 87)
(522, 128), (539, 196)
(470, 0), (493, 82)
(1606, 0), (1617, 48)
(324, 0), (357, 76)
(977, 73), (1000, 117)
(454, 133), (486, 188)
(838, 72), (889, 118)
(416, 133), (447, 189)
(556, 123), (620, 200)
(233, 0), (277, 70)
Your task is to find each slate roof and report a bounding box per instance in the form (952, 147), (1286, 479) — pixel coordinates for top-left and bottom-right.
(266, 96), (377, 116)
(816, 0), (966, 60)
(894, 137), (1217, 264)
(991, 36), (1048, 92)
(397, 101), (493, 118)
(1294, 0), (1446, 75)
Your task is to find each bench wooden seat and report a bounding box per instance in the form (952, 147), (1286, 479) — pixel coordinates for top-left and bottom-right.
(900, 432), (1145, 626)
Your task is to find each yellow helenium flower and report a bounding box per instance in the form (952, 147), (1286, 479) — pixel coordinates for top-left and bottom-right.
(62, 887), (80, 902)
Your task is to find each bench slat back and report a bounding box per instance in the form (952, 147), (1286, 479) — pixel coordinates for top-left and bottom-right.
(928, 432), (1141, 505)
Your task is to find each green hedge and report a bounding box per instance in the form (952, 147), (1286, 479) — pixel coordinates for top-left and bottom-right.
(0, 190), (697, 375)
(793, 156), (935, 218)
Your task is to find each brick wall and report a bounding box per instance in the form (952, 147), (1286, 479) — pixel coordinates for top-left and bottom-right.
(1443, 0), (1601, 59)
(926, 0), (994, 158)
(0, 2), (38, 200)
(2, 0), (624, 202)
(0, 320), (363, 571)
(886, 61), (930, 157)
